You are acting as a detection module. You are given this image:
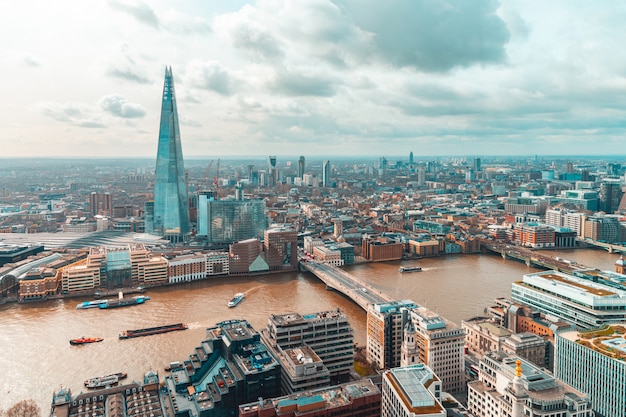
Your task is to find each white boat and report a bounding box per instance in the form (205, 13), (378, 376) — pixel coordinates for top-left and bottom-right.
(228, 293), (244, 307)
(399, 266), (422, 273)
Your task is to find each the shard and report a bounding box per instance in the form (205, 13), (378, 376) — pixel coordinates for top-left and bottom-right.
(150, 67), (189, 242)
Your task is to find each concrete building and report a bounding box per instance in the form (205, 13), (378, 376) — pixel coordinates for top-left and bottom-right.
(468, 352), (593, 417)
(238, 379), (381, 417)
(403, 306), (466, 393)
(381, 364), (445, 417)
(512, 270), (626, 329)
(271, 344), (330, 395)
(263, 309), (354, 384)
(556, 325), (626, 417)
(367, 300), (417, 370)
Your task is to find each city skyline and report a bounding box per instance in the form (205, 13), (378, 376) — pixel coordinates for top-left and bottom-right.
(3, 1), (626, 158)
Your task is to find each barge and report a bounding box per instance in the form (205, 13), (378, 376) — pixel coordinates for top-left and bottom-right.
(119, 323), (188, 339)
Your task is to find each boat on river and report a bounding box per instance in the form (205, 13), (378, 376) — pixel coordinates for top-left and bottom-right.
(84, 372), (127, 389)
(399, 266), (422, 273)
(77, 292), (150, 310)
(119, 323), (188, 339)
(227, 293), (244, 307)
(69, 337), (103, 346)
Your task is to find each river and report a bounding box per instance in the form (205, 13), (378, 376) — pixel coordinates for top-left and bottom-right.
(0, 248), (620, 411)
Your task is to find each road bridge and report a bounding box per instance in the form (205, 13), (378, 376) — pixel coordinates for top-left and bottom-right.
(300, 261), (393, 310)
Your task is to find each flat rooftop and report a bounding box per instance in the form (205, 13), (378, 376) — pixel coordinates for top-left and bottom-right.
(270, 309), (347, 326)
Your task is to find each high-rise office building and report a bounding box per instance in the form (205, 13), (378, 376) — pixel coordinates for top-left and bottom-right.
(409, 151), (414, 165)
(322, 160), (331, 187)
(298, 156), (305, 178)
(262, 309), (354, 384)
(268, 155), (278, 186)
(197, 195), (267, 245)
(88, 192), (113, 216)
(403, 306), (465, 393)
(367, 300), (416, 370)
(555, 326), (624, 417)
(599, 179), (624, 214)
(473, 157), (481, 172)
(150, 67), (190, 242)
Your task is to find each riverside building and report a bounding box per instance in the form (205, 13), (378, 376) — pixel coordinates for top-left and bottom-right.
(196, 196), (267, 245)
(512, 270), (626, 329)
(262, 309), (354, 384)
(556, 325), (626, 417)
(163, 319), (281, 416)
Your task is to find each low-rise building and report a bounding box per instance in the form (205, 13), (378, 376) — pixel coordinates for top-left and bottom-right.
(381, 364), (445, 417)
(238, 379), (381, 417)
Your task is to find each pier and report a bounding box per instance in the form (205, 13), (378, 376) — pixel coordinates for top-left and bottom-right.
(300, 261), (393, 310)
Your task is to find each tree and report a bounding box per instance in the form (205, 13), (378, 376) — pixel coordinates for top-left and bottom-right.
(4, 400), (41, 417)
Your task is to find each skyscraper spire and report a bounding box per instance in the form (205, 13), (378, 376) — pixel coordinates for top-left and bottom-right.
(150, 66), (190, 242)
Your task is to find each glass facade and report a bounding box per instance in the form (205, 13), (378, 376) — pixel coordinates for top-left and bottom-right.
(197, 196), (267, 244)
(152, 67), (190, 242)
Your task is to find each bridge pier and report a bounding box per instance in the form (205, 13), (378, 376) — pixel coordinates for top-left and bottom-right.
(502, 252), (508, 260)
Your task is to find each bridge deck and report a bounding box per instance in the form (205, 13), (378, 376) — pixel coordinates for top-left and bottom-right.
(300, 261), (392, 310)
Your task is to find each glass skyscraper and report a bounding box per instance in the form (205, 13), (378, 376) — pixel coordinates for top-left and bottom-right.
(197, 194), (267, 245)
(150, 67), (190, 242)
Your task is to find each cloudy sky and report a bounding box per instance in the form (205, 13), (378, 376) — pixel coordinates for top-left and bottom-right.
(2, 0), (625, 159)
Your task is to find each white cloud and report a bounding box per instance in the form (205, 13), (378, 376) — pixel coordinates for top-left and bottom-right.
(99, 94), (146, 118)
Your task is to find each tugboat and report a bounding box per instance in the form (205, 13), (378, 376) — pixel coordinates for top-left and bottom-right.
(399, 266), (423, 273)
(227, 293), (245, 307)
(69, 337), (104, 346)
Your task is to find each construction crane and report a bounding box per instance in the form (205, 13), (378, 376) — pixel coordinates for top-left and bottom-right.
(213, 158), (221, 200)
(200, 160), (214, 191)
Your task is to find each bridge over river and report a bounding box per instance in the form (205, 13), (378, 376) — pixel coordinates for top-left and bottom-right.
(300, 260), (393, 310)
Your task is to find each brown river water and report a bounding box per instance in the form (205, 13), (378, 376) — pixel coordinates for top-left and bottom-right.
(0, 248), (619, 411)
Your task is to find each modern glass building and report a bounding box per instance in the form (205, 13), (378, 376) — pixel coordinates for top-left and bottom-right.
(556, 325), (626, 417)
(512, 270), (626, 329)
(197, 195), (267, 245)
(150, 67), (190, 242)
